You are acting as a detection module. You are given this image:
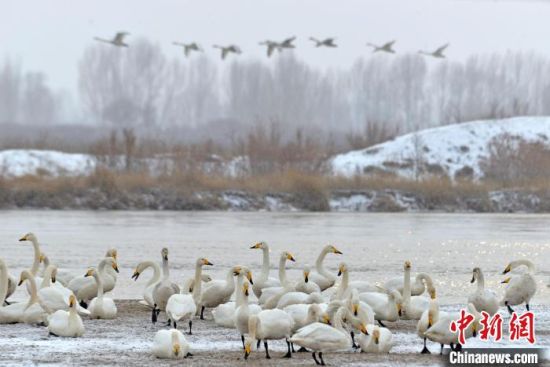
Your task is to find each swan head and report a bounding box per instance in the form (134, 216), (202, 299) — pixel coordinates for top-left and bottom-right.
(321, 312), (331, 325)
(351, 301), (359, 316)
(198, 258), (213, 267)
(337, 262), (347, 276)
(106, 258), (119, 273)
(428, 287), (436, 300)
(131, 267), (140, 281)
(372, 327), (379, 343)
(17, 271), (30, 286)
(49, 266), (58, 283)
(68, 294), (77, 308)
(242, 282), (250, 297)
(327, 245), (343, 255)
(283, 252), (295, 262)
(404, 260), (412, 270)
(161, 248), (169, 261)
(471, 267), (481, 283)
(105, 249), (117, 260)
(243, 336), (255, 359)
(501, 277), (511, 284)
(39, 252), (46, 263)
(170, 330), (182, 357)
(250, 241), (267, 250)
(359, 322), (369, 335)
(85, 268), (95, 277)
(19, 232), (37, 242)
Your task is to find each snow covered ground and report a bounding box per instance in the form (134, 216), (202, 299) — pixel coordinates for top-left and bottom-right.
(0, 150), (95, 177)
(331, 117), (550, 180)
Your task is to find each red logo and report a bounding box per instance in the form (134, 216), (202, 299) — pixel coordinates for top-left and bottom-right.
(479, 311), (503, 342)
(509, 311), (535, 344)
(450, 309), (475, 345)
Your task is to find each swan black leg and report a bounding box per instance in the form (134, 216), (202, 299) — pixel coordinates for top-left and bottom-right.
(421, 338), (431, 354)
(188, 320), (193, 335)
(3, 300), (10, 306)
(291, 342), (296, 353)
(152, 305), (158, 324)
(450, 343), (455, 351)
(351, 331), (359, 349)
(526, 303), (530, 311)
(264, 341), (271, 359)
(284, 339), (292, 358)
(455, 343), (462, 351)
(165, 319), (171, 326)
(200, 306), (205, 320)
(298, 346), (308, 352)
(319, 352), (326, 366)
(185, 352), (193, 358)
(173, 321), (177, 329)
(505, 301), (515, 314)
(312, 352), (320, 365)
(440, 344), (444, 355)
(378, 320), (387, 327)
(257, 339), (262, 349)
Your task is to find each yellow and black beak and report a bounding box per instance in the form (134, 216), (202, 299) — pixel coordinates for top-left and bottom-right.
(501, 277), (511, 284)
(304, 272), (309, 283)
(353, 304), (359, 316)
(502, 265), (511, 275)
(470, 274), (475, 283)
(337, 269), (342, 276)
(247, 271), (254, 285)
(112, 264), (119, 273)
(52, 276), (56, 283)
(287, 254), (296, 262)
(85, 269), (94, 277)
(244, 344), (251, 360)
(250, 243), (261, 249)
(19, 235), (27, 242)
(333, 247), (343, 255)
(17, 277), (24, 286)
(203, 259), (213, 266)
(360, 324), (369, 335)
(397, 304), (402, 317)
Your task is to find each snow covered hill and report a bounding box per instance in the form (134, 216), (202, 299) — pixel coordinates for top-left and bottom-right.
(330, 117), (550, 180)
(0, 150), (95, 177)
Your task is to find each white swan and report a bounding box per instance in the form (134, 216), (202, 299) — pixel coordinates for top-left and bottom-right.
(0, 267), (46, 324)
(235, 281), (262, 347)
(40, 253), (77, 287)
(87, 268), (117, 319)
(468, 267), (499, 315)
(132, 260), (162, 308)
(259, 252), (296, 309)
(294, 265), (321, 294)
(0, 258), (16, 305)
(152, 248), (181, 313)
(359, 288), (402, 325)
(401, 261), (435, 320)
(250, 242), (281, 298)
(18, 270), (49, 325)
(359, 324), (393, 353)
(284, 303), (328, 335)
(165, 258), (212, 334)
(94, 32), (130, 47)
(331, 262), (352, 301)
(69, 257), (118, 306)
(37, 265), (90, 316)
(244, 309), (294, 360)
(47, 294), (85, 337)
(290, 306), (367, 366)
(424, 303), (481, 351)
(199, 265), (243, 319)
(501, 259), (537, 313)
(152, 329), (190, 359)
(384, 272), (435, 296)
(19, 232), (45, 294)
(0, 258), (19, 323)
(308, 245), (343, 291)
(344, 289), (375, 348)
(417, 299), (447, 354)
(212, 267), (254, 328)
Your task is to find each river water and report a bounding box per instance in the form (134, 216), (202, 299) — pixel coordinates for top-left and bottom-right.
(0, 211), (549, 304)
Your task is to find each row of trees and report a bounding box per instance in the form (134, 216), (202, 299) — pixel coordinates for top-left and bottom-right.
(2, 38), (550, 139)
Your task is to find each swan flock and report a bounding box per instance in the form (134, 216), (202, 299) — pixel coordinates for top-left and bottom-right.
(0, 233), (542, 364)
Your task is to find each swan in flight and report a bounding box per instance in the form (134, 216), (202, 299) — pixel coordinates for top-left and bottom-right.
(501, 259), (537, 313)
(244, 309), (294, 360)
(173, 42), (202, 57)
(47, 294), (85, 337)
(308, 245), (343, 291)
(250, 242), (280, 298)
(366, 40), (396, 54)
(152, 329), (191, 359)
(280, 36), (296, 49)
(309, 37), (337, 48)
(290, 306), (367, 366)
(468, 267), (499, 315)
(212, 44), (242, 60)
(94, 32), (130, 47)
(86, 268), (117, 319)
(259, 40), (282, 57)
(419, 43), (449, 58)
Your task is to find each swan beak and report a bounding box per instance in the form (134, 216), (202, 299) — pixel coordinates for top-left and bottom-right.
(52, 276), (56, 283)
(112, 264), (119, 273)
(85, 269), (94, 277)
(203, 259), (213, 266)
(173, 344), (181, 357)
(428, 315), (433, 328)
(250, 243), (261, 249)
(39, 254), (45, 263)
(244, 344), (251, 359)
(19, 235), (27, 242)
(360, 324), (369, 335)
(397, 304), (402, 317)
(322, 314), (331, 325)
(131, 271), (140, 280)
(501, 277), (511, 284)
(304, 272), (309, 283)
(247, 271), (254, 285)
(337, 270), (342, 276)
(353, 304), (359, 316)
(287, 254), (296, 262)
(69, 296), (76, 307)
(244, 288), (249, 297)
(17, 278), (24, 286)
(502, 265), (511, 274)
(470, 275), (475, 283)
(163, 255), (168, 261)
(472, 324), (477, 338)
(374, 336), (379, 344)
(333, 247), (343, 255)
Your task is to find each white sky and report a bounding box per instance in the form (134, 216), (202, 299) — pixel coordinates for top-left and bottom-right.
(1, 0), (550, 92)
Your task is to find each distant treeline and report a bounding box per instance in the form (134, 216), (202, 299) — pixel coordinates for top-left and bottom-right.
(1, 38), (550, 141)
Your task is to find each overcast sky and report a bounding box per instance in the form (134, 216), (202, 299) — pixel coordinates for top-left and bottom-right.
(2, 0), (550, 92)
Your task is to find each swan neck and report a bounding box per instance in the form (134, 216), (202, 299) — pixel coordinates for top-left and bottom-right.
(336, 270), (349, 299)
(192, 263), (203, 303)
(142, 261), (161, 287)
(476, 271), (485, 290)
(94, 272), (104, 298)
(278, 256), (289, 287)
(235, 274), (244, 306)
(315, 248), (330, 277)
(403, 267), (411, 303)
(260, 248), (270, 281)
(40, 267), (53, 288)
(30, 238), (41, 276)
(248, 315), (258, 340)
(26, 273), (39, 305)
(162, 258), (170, 279)
(517, 260), (536, 273)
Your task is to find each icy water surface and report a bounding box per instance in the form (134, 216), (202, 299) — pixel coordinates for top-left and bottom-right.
(0, 211), (549, 366)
